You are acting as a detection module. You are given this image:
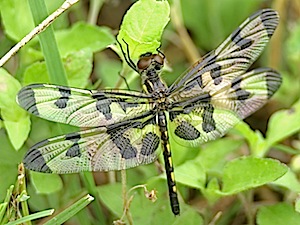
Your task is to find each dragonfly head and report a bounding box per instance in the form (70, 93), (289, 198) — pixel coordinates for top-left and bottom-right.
(137, 52), (165, 75)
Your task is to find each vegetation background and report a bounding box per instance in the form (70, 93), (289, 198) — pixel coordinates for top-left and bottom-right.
(0, 0), (300, 224)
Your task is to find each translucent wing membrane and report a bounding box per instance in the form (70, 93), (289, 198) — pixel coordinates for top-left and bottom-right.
(23, 114), (161, 173)
(168, 9), (279, 97)
(169, 68), (281, 146)
(17, 84), (154, 127)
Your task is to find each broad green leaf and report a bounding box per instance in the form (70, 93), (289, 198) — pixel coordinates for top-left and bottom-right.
(222, 157), (287, 194)
(63, 50), (93, 88)
(234, 122), (267, 157)
(23, 49), (93, 88)
(257, 203), (300, 225)
(95, 58), (125, 88)
(272, 169), (300, 193)
(55, 22), (115, 57)
(117, 0), (170, 59)
(197, 138), (243, 171)
(0, 68), (30, 149)
(0, 0), (66, 42)
(202, 178), (222, 204)
(31, 172), (63, 194)
(172, 208), (204, 225)
(0, 0), (34, 41)
(97, 183), (123, 216)
(3, 117), (31, 151)
(266, 100), (300, 147)
(174, 160), (206, 189)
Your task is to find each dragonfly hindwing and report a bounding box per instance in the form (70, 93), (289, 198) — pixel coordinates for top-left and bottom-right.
(23, 115), (160, 173)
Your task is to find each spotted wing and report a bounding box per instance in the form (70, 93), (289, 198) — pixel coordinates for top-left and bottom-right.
(167, 9), (279, 97)
(17, 83), (154, 127)
(167, 9), (281, 146)
(23, 114), (161, 173)
(169, 68), (281, 146)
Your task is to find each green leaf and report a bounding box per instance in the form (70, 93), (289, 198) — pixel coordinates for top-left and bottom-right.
(95, 58), (123, 88)
(0, 0), (66, 41)
(202, 178), (222, 204)
(272, 169), (300, 193)
(63, 50), (93, 87)
(234, 122), (267, 157)
(0, 0), (34, 41)
(23, 49), (93, 88)
(117, 0), (170, 59)
(172, 208), (204, 225)
(97, 183), (123, 216)
(197, 138), (244, 171)
(222, 157), (288, 194)
(174, 160), (206, 189)
(257, 203), (300, 225)
(31, 172), (63, 194)
(0, 68), (31, 149)
(3, 117), (31, 151)
(266, 100), (300, 146)
(55, 22), (115, 57)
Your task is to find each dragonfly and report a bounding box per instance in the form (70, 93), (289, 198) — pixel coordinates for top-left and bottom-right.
(17, 9), (281, 215)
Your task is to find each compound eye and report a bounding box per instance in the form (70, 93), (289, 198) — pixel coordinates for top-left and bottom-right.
(153, 54), (164, 65)
(137, 57), (151, 70)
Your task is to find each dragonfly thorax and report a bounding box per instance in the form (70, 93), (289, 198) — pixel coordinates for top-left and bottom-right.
(138, 52), (168, 97)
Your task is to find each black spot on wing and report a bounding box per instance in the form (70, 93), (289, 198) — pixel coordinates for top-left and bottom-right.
(66, 143), (81, 158)
(169, 111), (181, 122)
(65, 133), (82, 158)
(95, 99), (112, 120)
(23, 139), (52, 173)
(107, 123), (137, 159)
(202, 104), (216, 133)
(118, 102), (139, 112)
(54, 87), (71, 109)
(174, 121), (200, 140)
(184, 76), (203, 91)
(230, 27), (254, 50)
(231, 76), (251, 101)
(141, 132), (160, 156)
(17, 85), (40, 115)
(93, 92), (113, 120)
(204, 53), (223, 85)
(210, 64), (222, 85)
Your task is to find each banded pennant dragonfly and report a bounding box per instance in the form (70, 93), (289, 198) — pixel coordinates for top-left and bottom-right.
(17, 9), (281, 215)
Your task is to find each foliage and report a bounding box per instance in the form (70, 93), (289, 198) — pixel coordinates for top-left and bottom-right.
(0, 0), (300, 224)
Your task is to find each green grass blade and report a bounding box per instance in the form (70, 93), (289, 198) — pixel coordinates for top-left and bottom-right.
(5, 209), (54, 225)
(43, 194), (94, 225)
(28, 0), (68, 85)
